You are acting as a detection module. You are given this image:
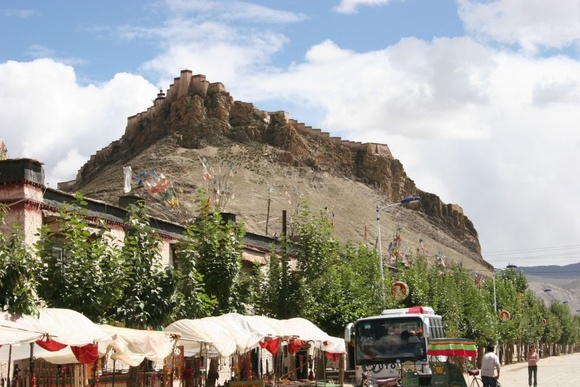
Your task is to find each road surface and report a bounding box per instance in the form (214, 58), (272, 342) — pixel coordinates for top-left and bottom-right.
(469, 352), (580, 387)
(344, 353), (580, 387)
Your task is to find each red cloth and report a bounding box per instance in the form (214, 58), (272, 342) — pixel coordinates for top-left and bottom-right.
(325, 352), (341, 361)
(182, 367), (193, 381)
(36, 339), (67, 352)
(427, 348), (477, 357)
(288, 339), (306, 354)
(71, 344), (99, 364)
(259, 338), (281, 356)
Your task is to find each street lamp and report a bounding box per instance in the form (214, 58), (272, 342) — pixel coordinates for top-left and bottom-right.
(376, 195), (421, 303)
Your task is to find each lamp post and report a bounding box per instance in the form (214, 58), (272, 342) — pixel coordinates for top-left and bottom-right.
(376, 195), (420, 303)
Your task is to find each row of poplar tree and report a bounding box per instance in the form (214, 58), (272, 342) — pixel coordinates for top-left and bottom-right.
(1, 191), (579, 364)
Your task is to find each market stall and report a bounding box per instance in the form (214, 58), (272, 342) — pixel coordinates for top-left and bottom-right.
(164, 313), (346, 387)
(1, 308), (113, 387)
(0, 308), (111, 364)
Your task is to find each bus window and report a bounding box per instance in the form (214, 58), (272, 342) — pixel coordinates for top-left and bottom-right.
(355, 317), (426, 363)
(428, 317), (444, 338)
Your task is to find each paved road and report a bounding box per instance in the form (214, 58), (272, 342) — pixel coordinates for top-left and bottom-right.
(467, 352), (580, 387)
(345, 354), (580, 387)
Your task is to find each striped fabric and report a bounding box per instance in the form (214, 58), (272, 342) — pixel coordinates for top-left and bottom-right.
(427, 338), (477, 357)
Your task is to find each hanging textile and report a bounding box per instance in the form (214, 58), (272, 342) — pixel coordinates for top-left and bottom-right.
(71, 343), (99, 364)
(324, 352), (341, 361)
(36, 339), (67, 352)
(427, 338), (477, 357)
(288, 339), (306, 354)
(259, 338), (281, 356)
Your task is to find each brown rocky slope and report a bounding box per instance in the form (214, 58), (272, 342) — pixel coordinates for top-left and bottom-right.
(60, 70), (492, 274)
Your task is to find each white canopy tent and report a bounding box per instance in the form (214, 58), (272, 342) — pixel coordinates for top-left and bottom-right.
(2, 309), (345, 376)
(0, 310), (46, 345)
(164, 313), (346, 357)
(0, 308), (111, 364)
(163, 316), (240, 357)
(99, 325), (179, 367)
(225, 314), (346, 354)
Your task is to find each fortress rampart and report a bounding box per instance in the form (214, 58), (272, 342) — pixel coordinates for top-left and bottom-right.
(288, 119), (392, 157)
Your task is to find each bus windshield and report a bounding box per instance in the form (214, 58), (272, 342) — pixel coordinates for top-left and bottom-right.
(355, 316), (426, 363)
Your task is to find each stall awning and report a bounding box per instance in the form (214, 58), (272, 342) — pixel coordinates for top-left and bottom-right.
(0, 308), (111, 364)
(100, 325), (180, 367)
(165, 313), (346, 357)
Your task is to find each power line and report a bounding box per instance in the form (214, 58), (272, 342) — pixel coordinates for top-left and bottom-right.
(483, 245), (580, 265)
(484, 245), (580, 256)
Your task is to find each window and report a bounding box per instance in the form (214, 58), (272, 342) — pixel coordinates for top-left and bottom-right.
(169, 243), (181, 269)
(52, 246), (65, 274)
(428, 317), (445, 338)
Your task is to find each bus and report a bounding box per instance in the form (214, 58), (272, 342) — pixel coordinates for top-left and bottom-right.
(344, 306), (445, 386)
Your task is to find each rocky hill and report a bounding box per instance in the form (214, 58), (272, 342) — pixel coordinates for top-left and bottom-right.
(521, 264), (580, 314)
(59, 70), (492, 274)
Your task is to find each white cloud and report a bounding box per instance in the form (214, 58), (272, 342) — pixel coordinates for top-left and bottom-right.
(50, 149), (87, 187)
(240, 37), (496, 140)
(0, 59), (158, 185)
(217, 2), (308, 23)
(25, 44), (56, 58)
(164, 0), (307, 23)
(333, 0), (395, 14)
(459, 0), (580, 53)
(137, 17), (288, 87)
(0, 9), (37, 18)
(25, 44), (87, 66)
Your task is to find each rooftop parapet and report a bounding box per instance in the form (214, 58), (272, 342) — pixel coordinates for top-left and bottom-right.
(0, 158), (45, 185)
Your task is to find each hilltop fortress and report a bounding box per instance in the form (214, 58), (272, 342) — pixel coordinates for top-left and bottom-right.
(66, 69), (393, 188)
(128, 69), (393, 157)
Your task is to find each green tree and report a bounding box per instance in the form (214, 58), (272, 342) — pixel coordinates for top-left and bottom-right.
(175, 197), (217, 319)
(114, 201), (178, 328)
(182, 191), (245, 315)
(551, 301), (575, 349)
(35, 195), (123, 322)
(542, 306), (562, 354)
(0, 204), (40, 315)
(520, 291), (544, 345)
(494, 270), (522, 343)
(320, 243), (388, 336)
(290, 204), (341, 325)
(236, 261), (265, 315)
(398, 256), (431, 307)
(173, 242), (215, 320)
(261, 238), (301, 318)
(455, 267), (495, 344)
(437, 272), (462, 337)
(397, 259), (496, 344)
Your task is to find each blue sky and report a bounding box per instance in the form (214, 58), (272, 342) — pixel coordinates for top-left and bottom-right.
(2, 0), (580, 268)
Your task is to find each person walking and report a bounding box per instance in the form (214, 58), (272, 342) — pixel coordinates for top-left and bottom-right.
(481, 344), (501, 387)
(527, 345), (539, 387)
